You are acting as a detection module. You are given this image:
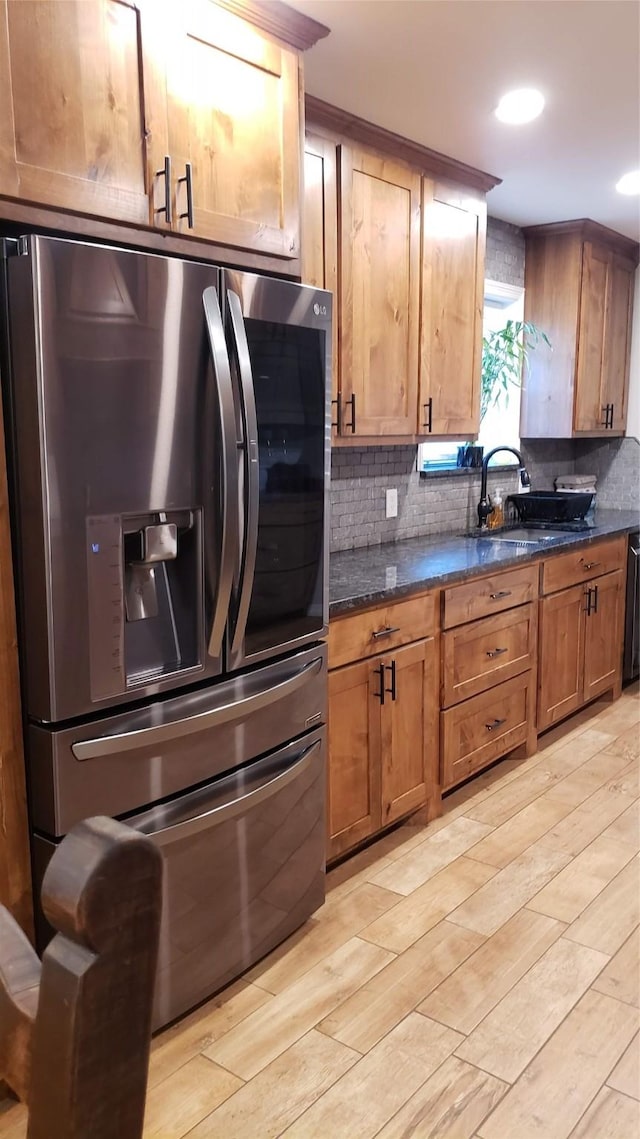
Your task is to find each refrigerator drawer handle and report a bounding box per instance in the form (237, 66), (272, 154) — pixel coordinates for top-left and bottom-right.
(136, 739), (321, 846)
(203, 286), (239, 659)
(71, 656), (323, 760)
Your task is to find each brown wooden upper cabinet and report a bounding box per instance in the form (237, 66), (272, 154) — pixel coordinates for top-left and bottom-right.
(339, 146), (421, 438)
(153, 0), (301, 258)
(0, 0), (152, 225)
(521, 221), (638, 438)
(0, 0), (318, 263)
(302, 114), (493, 443)
(419, 181), (486, 437)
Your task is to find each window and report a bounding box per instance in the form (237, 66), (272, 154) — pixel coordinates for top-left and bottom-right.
(420, 280), (524, 471)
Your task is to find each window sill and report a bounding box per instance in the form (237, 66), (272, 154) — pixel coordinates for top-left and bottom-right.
(419, 463), (518, 481)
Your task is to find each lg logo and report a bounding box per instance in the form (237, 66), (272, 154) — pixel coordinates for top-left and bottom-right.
(313, 303), (328, 317)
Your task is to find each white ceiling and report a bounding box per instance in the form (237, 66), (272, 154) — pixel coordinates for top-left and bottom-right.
(291, 0), (640, 241)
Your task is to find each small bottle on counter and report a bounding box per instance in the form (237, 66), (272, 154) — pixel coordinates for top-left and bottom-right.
(488, 487), (504, 530)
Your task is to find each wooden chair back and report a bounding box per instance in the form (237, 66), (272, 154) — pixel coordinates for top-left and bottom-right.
(0, 816), (162, 1139)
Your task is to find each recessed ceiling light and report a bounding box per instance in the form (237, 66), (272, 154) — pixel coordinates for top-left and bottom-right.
(616, 170), (640, 195)
(495, 88), (545, 125)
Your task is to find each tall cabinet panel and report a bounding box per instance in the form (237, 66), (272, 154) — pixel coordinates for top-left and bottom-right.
(604, 256), (635, 432)
(339, 147), (421, 437)
(0, 0), (152, 224)
(157, 0), (301, 258)
(574, 243), (610, 431)
(419, 181), (485, 437)
(303, 135), (339, 427)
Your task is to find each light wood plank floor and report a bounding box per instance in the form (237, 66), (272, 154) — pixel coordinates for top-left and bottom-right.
(1, 685), (638, 1139)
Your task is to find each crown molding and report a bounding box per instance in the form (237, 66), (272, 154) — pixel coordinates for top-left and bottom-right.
(305, 96), (501, 194)
(523, 219), (639, 264)
(217, 0), (330, 51)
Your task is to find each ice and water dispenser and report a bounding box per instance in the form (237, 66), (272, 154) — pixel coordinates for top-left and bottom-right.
(86, 509), (202, 702)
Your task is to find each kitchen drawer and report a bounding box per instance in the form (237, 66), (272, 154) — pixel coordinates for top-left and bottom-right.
(441, 672), (533, 791)
(542, 536), (626, 595)
(442, 603), (537, 707)
(443, 564), (539, 629)
(329, 592), (437, 668)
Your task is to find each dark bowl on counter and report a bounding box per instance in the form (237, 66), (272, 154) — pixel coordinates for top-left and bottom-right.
(507, 490), (594, 524)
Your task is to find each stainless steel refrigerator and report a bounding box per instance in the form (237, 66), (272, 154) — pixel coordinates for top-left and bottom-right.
(1, 234), (331, 1028)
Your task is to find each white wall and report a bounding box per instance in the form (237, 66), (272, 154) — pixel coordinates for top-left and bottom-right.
(626, 265), (640, 441)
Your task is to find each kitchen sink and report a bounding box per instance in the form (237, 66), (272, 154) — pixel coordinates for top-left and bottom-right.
(465, 528), (566, 546)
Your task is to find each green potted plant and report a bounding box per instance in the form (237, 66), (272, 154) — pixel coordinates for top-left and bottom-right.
(457, 320), (551, 468)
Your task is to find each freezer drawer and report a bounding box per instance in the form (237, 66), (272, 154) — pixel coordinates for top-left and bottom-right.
(32, 728), (326, 1029)
(28, 644), (326, 836)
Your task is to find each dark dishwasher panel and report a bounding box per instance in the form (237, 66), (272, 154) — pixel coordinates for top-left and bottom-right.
(624, 531), (639, 681)
(32, 727), (325, 1030)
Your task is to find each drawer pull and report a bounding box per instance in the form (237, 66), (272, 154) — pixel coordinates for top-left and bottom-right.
(489, 590), (512, 600)
(372, 625), (400, 640)
(582, 561), (600, 571)
(485, 717), (507, 731)
(486, 647), (508, 658)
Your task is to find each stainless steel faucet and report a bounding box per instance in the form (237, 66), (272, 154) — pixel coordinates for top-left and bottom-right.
(477, 446), (531, 529)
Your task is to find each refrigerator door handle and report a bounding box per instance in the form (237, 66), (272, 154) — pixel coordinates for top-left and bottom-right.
(130, 738), (321, 845)
(202, 286), (238, 659)
(71, 654), (324, 760)
(227, 290), (259, 659)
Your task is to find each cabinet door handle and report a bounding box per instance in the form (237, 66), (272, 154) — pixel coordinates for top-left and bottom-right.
(388, 659), (397, 701)
(601, 405), (610, 427)
(178, 162), (194, 228)
(584, 586), (593, 615)
(330, 397), (342, 432)
(154, 155), (172, 224)
(609, 403), (615, 428)
(583, 561), (600, 571)
(373, 663), (386, 706)
(423, 398), (433, 432)
(485, 717), (506, 731)
(592, 583), (599, 614)
(486, 647), (508, 658)
(489, 590), (512, 600)
(371, 625), (400, 640)
(345, 393), (356, 433)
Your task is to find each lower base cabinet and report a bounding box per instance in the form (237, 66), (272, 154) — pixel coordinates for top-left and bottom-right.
(538, 568), (624, 730)
(327, 637), (438, 860)
(441, 671), (534, 791)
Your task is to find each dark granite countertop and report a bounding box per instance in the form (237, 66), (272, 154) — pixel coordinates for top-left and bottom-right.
(329, 509), (640, 616)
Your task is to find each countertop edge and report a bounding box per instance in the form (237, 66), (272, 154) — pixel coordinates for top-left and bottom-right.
(329, 517), (638, 618)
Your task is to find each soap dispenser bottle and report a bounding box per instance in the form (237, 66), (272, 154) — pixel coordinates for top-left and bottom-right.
(488, 487), (504, 530)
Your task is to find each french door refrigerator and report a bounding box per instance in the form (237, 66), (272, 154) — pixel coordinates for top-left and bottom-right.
(1, 234), (331, 1028)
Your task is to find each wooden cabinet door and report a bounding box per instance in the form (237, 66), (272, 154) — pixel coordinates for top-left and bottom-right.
(159, 0), (300, 258)
(303, 135), (339, 425)
(327, 660), (381, 859)
(583, 570), (624, 703)
(381, 639), (438, 825)
(419, 181), (485, 437)
(340, 146), (421, 437)
(0, 0), (151, 224)
(603, 256), (634, 432)
(574, 242), (610, 432)
(537, 584), (586, 730)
